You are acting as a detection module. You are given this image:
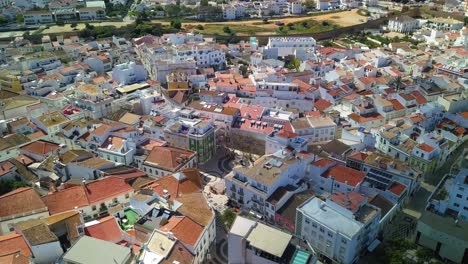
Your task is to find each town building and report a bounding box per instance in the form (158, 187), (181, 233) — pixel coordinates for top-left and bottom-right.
(388, 16), (418, 33)
(296, 192), (381, 264)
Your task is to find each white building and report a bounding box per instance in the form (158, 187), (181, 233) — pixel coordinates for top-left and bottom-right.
(316, 0), (340, 10)
(225, 151), (313, 222)
(388, 15), (419, 33)
(427, 168), (468, 221)
(291, 116), (337, 143)
(296, 192), (381, 264)
(23, 11), (54, 25)
(288, 1), (303, 14)
(111, 62), (148, 85)
(266, 37), (316, 57)
(265, 130), (308, 155)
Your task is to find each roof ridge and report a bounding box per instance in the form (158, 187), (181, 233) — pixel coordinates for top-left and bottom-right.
(0, 187), (31, 198)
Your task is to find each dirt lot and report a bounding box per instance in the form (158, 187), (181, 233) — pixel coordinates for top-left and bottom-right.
(35, 10), (365, 36)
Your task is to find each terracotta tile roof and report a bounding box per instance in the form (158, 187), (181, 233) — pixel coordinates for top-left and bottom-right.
(388, 99), (406, 111)
(330, 191), (365, 213)
(0, 233), (32, 257)
(0, 187), (48, 219)
(144, 146), (196, 172)
(348, 152), (369, 161)
(42, 186), (88, 215)
(176, 193), (213, 227)
(312, 159), (335, 167)
(0, 161), (15, 177)
(92, 124), (112, 136)
(276, 130), (297, 139)
(85, 216), (123, 243)
(314, 98), (333, 112)
(20, 140), (60, 155)
(369, 194), (394, 217)
(161, 216), (203, 247)
(14, 155), (34, 166)
(43, 177), (133, 214)
(388, 181), (406, 196)
(323, 165), (365, 186)
(410, 91), (427, 104)
(417, 143), (435, 153)
(460, 112), (468, 119)
(348, 113), (384, 123)
(0, 252), (30, 264)
(145, 169), (203, 200)
(100, 136), (126, 152)
(161, 241), (194, 264)
(84, 177), (133, 204)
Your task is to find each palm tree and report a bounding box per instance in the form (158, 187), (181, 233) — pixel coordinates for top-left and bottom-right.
(393, 75), (404, 92)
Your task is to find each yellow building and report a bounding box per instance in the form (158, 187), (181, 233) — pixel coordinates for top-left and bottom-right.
(0, 71), (22, 92)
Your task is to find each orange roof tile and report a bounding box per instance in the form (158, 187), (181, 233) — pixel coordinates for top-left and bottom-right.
(314, 98), (333, 112)
(330, 191), (365, 212)
(313, 159), (335, 167)
(20, 140), (60, 155)
(161, 217), (203, 246)
(0, 233), (32, 257)
(388, 182), (406, 196)
(417, 143), (434, 153)
(145, 169), (203, 200)
(0, 161), (15, 177)
(85, 216), (123, 243)
(144, 146), (196, 172)
(323, 165), (365, 186)
(0, 188), (48, 218)
(348, 152), (369, 161)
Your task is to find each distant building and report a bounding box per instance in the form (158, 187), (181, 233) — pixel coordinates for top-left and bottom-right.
(388, 16), (418, 33)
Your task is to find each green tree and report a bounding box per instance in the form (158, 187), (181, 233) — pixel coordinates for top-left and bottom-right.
(287, 23), (294, 29)
(170, 19), (182, 29)
(200, 0), (209, 6)
(15, 14), (24, 24)
(287, 58), (301, 71)
(0, 179), (27, 195)
(221, 209), (237, 228)
(223, 25), (231, 34)
(239, 65), (248, 77)
(304, 0), (316, 11)
(70, 22), (78, 28)
(165, 4), (182, 17)
(196, 24), (204, 30)
(0, 16), (8, 25)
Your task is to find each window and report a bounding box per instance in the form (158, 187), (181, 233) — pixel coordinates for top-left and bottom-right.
(125, 193), (130, 199)
(92, 205), (97, 211)
(456, 194), (463, 198)
(312, 222), (317, 228)
(112, 198), (118, 203)
(327, 232), (333, 238)
(305, 219), (310, 224)
(319, 227), (325, 233)
(454, 203), (460, 207)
